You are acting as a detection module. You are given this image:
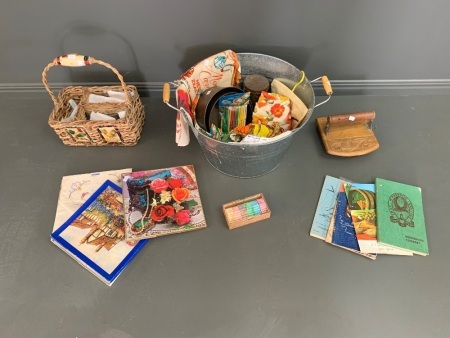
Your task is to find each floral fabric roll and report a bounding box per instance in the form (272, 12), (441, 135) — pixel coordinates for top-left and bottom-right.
(252, 91), (291, 131)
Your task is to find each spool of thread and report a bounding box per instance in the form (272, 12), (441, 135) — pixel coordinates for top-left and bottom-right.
(243, 74), (270, 107)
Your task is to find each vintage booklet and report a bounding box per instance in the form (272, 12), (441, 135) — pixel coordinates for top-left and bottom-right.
(311, 176), (376, 259)
(345, 182), (412, 256)
(122, 165), (207, 240)
(325, 204), (376, 260)
(331, 183), (361, 251)
(310, 175), (343, 240)
(51, 180), (148, 286)
(376, 178), (429, 256)
(329, 183), (377, 260)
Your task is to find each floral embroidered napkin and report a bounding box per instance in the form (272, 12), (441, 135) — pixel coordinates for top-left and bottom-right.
(252, 91), (292, 131)
(52, 168), (132, 231)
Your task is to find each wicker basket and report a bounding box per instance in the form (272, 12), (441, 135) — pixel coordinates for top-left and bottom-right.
(42, 54), (145, 146)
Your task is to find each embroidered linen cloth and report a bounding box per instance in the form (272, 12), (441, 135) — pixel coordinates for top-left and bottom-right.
(52, 168), (132, 231)
(175, 50), (241, 146)
(252, 91), (292, 131)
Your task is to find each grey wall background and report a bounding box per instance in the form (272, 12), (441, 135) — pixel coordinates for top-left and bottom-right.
(2, 0), (449, 94)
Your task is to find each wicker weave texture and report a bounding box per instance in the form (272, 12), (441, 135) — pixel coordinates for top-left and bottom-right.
(42, 55), (145, 146)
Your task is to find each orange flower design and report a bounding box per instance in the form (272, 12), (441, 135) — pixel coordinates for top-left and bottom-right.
(270, 103), (285, 118)
(172, 187), (190, 203)
(233, 125), (251, 134)
(257, 101), (266, 108)
(261, 91), (277, 100)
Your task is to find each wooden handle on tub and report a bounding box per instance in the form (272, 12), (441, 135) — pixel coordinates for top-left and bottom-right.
(163, 83), (171, 103)
(328, 111), (376, 124)
(322, 76), (333, 95)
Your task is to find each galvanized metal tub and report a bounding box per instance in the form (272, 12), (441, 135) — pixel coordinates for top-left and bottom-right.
(165, 53), (331, 178)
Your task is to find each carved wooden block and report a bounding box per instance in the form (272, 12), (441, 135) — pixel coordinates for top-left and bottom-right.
(316, 111), (380, 157)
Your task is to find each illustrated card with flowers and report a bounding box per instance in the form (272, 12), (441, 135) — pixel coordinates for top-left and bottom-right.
(122, 165), (207, 240)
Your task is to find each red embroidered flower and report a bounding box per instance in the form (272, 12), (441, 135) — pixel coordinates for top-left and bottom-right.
(150, 178), (169, 193)
(174, 210), (191, 225)
(168, 178), (183, 189)
(151, 204), (175, 222)
(262, 91), (277, 101)
(270, 103), (285, 117)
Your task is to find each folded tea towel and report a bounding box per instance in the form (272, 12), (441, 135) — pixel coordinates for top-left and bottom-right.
(252, 91), (291, 131)
(180, 50), (241, 103)
(175, 84), (193, 146)
(175, 50), (241, 146)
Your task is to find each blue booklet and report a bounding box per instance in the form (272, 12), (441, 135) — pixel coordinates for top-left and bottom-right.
(310, 175), (344, 240)
(332, 190), (360, 251)
(51, 180), (148, 286)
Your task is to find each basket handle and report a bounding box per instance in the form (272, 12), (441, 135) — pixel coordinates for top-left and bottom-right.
(41, 54), (131, 107)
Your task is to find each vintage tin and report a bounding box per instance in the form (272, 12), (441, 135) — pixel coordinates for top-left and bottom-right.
(195, 86), (245, 132)
(243, 74), (270, 106)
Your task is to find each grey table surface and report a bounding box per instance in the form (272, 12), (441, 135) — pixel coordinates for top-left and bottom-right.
(1, 92), (449, 338)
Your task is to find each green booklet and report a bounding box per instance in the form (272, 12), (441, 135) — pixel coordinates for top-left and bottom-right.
(376, 178), (429, 256)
